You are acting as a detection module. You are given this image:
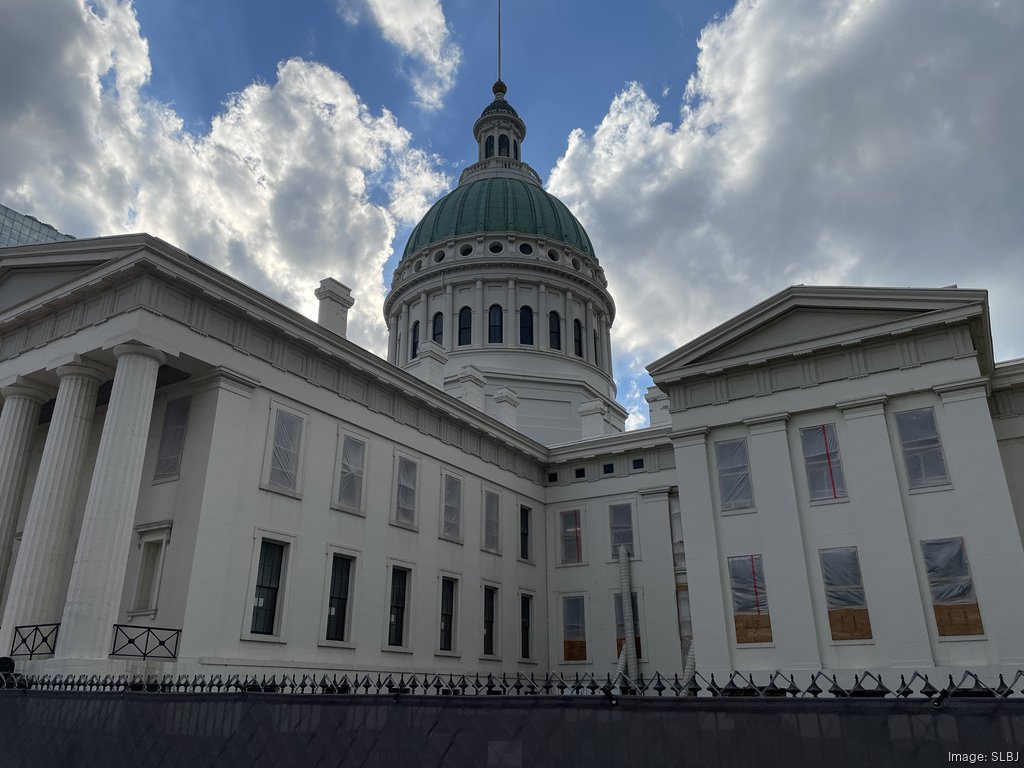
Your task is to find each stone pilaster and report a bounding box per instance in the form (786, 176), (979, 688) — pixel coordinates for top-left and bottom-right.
(57, 344), (166, 660)
(0, 358), (109, 655)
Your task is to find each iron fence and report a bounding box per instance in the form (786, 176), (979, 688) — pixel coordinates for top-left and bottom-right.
(110, 624), (181, 660)
(9, 623), (59, 659)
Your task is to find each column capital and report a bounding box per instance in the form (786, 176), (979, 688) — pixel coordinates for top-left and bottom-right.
(54, 356), (112, 383)
(113, 342), (167, 366)
(0, 377), (55, 404)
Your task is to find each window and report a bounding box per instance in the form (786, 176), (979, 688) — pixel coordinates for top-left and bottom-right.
(439, 576), (457, 652)
(387, 566), (411, 647)
(441, 473), (462, 541)
(325, 555), (353, 642)
(393, 455), (418, 526)
(549, 311), (561, 350)
(335, 433), (367, 512)
(520, 594), (533, 659)
(896, 408), (950, 488)
(593, 330), (600, 366)
(482, 585), (498, 656)
(498, 133), (510, 157)
(458, 307), (472, 345)
(602, 463), (614, 475)
(519, 306), (533, 345)
(559, 509), (583, 565)
(573, 319), (583, 357)
(130, 522), (172, 615)
(801, 424), (847, 500)
(485, 135), (494, 158)
(819, 547), (871, 640)
(251, 540), (286, 635)
(614, 592), (642, 659)
(728, 554), (772, 643)
(488, 304), (503, 343)
(432, 312), (443, 344)
(513, 139), (519, 160)
(715, 438), (754, 511)
(153, 396), (190, 481)
(631, 457), (645, 471)
(574, 467), (585, 479)
(483, 490), (500, 552)
(547, 471), (558, 483)
(921, 537), (983, 636)
(609, 503), (634, 559)
(562, 596), (587, 661)
(410, 320), (420, 359)
(265, 405), (306, 494)
(519, 505), (531, 560)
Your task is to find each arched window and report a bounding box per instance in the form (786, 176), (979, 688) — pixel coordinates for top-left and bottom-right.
(593, 330), (600, 366)
(485, 136), (495, 158)
(432, 312), (444, 345)
(410, 321), (420, 359)
(549, 311), (561, 350)
(488, 304), (503, 343)
(513, 139), (519, 160)
(574, 319), (584, 357)
(519, 306), (534, 345)
(458, 307), (472, 346)
(499, 134), (510, 157)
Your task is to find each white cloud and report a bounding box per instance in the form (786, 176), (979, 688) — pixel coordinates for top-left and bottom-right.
(0, 0), (449, 355)
(336, 0), (461, 110)
(549, 0), (1024, 390)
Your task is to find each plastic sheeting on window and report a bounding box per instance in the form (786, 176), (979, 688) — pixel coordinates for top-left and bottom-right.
(269, 410), (303, 491)
(443, 475), (462, 539)
(395, 457), (417, 523)
(484, 492), (500, 550)
(563, 596), (585, 640)
(896, 408), (949, 487)
(922, 537), (977, 605)
(819, 547), (867, 609)
(337, 436), (365, 509)
(728, 554), (769, 615)
(560, 510), (582, 564)
(715, 439), (754, 510)
(801, 424), (847, 500)
(154, 396), (191, 480)
(609, 504), (634, 558)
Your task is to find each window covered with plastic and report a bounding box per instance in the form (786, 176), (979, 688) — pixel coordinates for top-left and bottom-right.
(394, 456), (417, 525)
(442, 474), (462, 540)
(609, 503), (634, 559)
(483, 491), (500, 552)
(728, 554), (772, 643)
(562, 596), (586, 661)
(715, 438), (755, 511)
(895, 408), (949, 488)
(819, 547), (872, 640)
(269, 409), (303, 492)
(800, 424), (847, 500)
(337, 435), (366, 510)
(154, 396), (190, 481)
(921, 537), (983, 636)
(560, 509), (582, 564)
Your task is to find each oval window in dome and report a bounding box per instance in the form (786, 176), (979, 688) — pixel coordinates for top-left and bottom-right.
(414, 260), (423, 272)
(488, 241), (503, 254)
(519, 243), (534, 256)
(433, 250), (446, 263)
(571, 257), (581, 270)
(460, 243), (473, 256)
(547, 249), (559, 262)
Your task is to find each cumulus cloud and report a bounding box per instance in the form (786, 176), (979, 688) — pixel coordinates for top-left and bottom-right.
(0, 0), (449, 353)
(336, 0), (461, 110)
(549, 0), (1024, 395)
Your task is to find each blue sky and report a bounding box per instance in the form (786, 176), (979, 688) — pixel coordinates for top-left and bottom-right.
(2, 0), (1023, 428)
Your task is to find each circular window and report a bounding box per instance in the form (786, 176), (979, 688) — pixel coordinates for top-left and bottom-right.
(571, 257), (581, 270)
(414, 260), (422, 272)
(488, 241), (503, 254)
(433, 250), (445, 263)
(547, 249), (559, 262)
(519, 242), (534, 255)
(460, 243), (473, 256)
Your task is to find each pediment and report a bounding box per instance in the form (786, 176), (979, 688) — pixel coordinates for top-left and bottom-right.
(0, 243), (133, 314)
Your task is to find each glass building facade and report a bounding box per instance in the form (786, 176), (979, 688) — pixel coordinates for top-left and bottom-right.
(0, 203), (74, 247)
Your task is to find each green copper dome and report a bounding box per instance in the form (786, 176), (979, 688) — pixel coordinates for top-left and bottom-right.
(403, 177), (595, 258)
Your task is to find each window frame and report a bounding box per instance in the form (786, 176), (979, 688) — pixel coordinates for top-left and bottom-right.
(573, 319), (584, 357)
(920, 537), (984, 637)
(481, 487), (501, 554)
(608, 501), (637, 561)
(481, 582), (501, 660)
(438, 469), (463, 543)
(458, 306), (472, 346)
(727, 553), (773, 645)
(818, 546), (872, 642)
(488, 304), (504, 344)
(548, 310), (561, 350)
(436, 571), (460, 656)
(331, 427), (369, 516)
(431, 311), (444, 345)
(260, 401), (308, 498)
(391, 450), (420, 530)
(560, 593), (589, 663)
(318, 544), (359, 648)
(557, 508), (585, 566)
(895, 407), (951, 489)
(383, 559), (415, 652)
(519, 591), (535, 662)
(241, 528), (296, 643)
(800, 423), (848, 502)
(518, 504), (533, 563)
(714, 437), (755, 513)
(128, 521), (172, 617)
(152, 395), (191, 483)
(519, 305), (534, 345)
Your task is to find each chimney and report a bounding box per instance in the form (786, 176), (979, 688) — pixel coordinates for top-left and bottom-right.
(645, 386), (671, 426)
(406, 340), (447, 389)
(578, 399), (608, 439)
(494, 387), (520, 429)
(315, 278), (355, 338)
(458, 365), (487, 411)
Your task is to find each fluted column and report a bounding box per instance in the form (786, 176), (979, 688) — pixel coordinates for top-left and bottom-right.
(0, 359), (108, 655)
(443, 285), (453, 352)
(398, 303), (409, 364)
(0, 379), (54, 602)
(57, 344), (166, 660)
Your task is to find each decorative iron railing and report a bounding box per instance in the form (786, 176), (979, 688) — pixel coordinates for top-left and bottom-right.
(2, 668), (1024, 702)
(110, 625), (180, 660)
(10, 623), (59, 659)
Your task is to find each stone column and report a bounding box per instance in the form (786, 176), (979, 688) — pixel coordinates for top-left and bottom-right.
(563, 291), (572, 357)
(57, 344), (166, 660)
(444, 285), (453, 352)
(538, 285), (548, 349)
(398, 303), (409, 364)
(586, 301), (596, 365)
(0, 379), (53, 601)
(0, 358), (108, 655)
(506, 279), (515, 347)
(418, 290), (428, 350)
(388, 312), (399, 364)
(475, 279), (484, 347)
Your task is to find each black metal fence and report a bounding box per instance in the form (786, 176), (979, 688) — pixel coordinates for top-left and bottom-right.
(9, 623), (59, 659)
(110, 624), (181, 660)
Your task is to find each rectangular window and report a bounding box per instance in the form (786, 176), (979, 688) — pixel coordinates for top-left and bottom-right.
(132, 538), (167, 614)
(728, 554), (772, 643)
(520, 594), (533, 659)
(388, 566), (411, 647)
(519, 506), (531, 560)
(483, 491), (500, 552)
(559, 509), (583, 565)
(394, 456), (418, 525)
(153, 396), (190, 481)
(614, 592), (642, 659)
(602, 463), (614, 475)
(562, 596), (587, 661)
(896, 408), (950, 488)
(325, 555), (353, 642)
(609, 503), (634, 559)
(715, 438), (754, 510)
(268, 409), (304, 492)
(336, 435), (367, 511)
(819, 547), (872, 640)
(439, 577), (457, 652)
(921, 537), (984, 636)
(483, 585), (498, 656)
(251, 541), (285, 635)
(441, 474), (462, 540)
(801, 424), (847, 500)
